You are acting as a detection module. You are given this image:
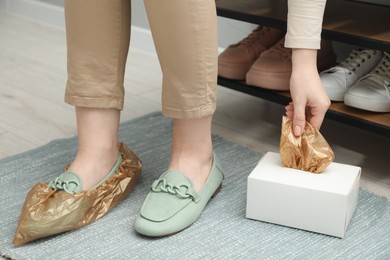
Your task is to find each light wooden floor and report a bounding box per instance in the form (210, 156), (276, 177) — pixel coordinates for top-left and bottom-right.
(1, 11), (389, 204)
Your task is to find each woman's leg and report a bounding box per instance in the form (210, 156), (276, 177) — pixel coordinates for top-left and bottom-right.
(144, 0), (218, 191)
(12, 0), (137, 246)
(133, 0), (221, 237)
(64, 0), (131, 190)
(67, 107), (120, 190)
(169, 117), (213, 191)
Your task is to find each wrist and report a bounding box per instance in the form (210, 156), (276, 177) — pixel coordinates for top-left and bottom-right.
(291, 49), (318, 71)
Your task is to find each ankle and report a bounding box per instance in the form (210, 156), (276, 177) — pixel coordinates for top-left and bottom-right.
(169, 150), (212, 169)
(168, 151), (213, 192)
(78, 138), (119, 153)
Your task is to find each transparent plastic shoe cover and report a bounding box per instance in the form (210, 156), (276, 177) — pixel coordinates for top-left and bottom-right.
(13, 143), (142, 246)
(280, 116), (334, 173)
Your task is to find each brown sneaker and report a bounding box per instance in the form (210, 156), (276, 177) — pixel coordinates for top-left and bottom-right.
(246, 38), (337, 90)
(218, 26), (285, 80)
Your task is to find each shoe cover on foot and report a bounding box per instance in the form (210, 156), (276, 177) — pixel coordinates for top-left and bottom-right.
(13, 143), (142, 246)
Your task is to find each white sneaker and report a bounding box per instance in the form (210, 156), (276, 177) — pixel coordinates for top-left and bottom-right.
(320, 49), (383, 101)
(344, 52), (390, 112)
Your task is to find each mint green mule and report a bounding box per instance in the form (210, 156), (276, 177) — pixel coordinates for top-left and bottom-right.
(134, 153), (224, 237)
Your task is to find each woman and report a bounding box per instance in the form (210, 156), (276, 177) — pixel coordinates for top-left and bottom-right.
(13, 0), (329, 245)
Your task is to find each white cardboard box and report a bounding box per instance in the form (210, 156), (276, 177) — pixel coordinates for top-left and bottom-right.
(246, 152), (361, 238)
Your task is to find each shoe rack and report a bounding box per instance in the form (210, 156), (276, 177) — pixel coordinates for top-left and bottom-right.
(216, 0), (390, 137)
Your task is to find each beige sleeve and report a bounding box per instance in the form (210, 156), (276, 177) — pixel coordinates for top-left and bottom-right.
(284, 0), (327, 49)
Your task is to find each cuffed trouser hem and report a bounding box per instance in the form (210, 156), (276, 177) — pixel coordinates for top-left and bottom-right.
(162, 104), (216, 119)
(65, 93), (124, 110)
(284, 36), (320, 49)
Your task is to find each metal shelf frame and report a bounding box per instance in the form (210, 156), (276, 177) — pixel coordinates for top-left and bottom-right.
(215, 0), (390, 137)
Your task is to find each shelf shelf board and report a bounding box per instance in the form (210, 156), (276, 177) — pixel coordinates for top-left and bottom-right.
(216, 0), (390, 51)
(218, 77), (390, 137)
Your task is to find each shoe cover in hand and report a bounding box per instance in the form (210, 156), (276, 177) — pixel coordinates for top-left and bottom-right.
(280, 116), (334, 173)
(13, 143), (142, 246)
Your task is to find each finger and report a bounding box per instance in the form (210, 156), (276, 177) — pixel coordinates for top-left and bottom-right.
(285, 104), (294, 113)
(308, 112), (326, 130)
(285, 104), (294, 118)
(285, 109), (294, 119)
(292, 100), (306, 136)
(308, 101), (330, 130)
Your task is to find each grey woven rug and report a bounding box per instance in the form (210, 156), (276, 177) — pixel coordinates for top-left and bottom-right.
(1, 112), (390, 260)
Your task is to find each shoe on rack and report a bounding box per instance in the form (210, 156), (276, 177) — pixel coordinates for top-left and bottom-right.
(218, 25), (285, 80)
(13, 143), (142, 246)
(320, 49), (384, 101)
(246, 38), (337, 91)
(344, 52), (390, 112)
(134, 153), (224, 237)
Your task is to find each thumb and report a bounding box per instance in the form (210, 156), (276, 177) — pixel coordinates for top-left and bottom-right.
(292, 101), (306, 136)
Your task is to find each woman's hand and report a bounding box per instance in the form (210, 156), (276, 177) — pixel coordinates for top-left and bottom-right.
(285, 49), (330, 136)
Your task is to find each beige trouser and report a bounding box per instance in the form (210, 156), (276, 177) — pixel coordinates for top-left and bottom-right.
(64, 0), (218, 119)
